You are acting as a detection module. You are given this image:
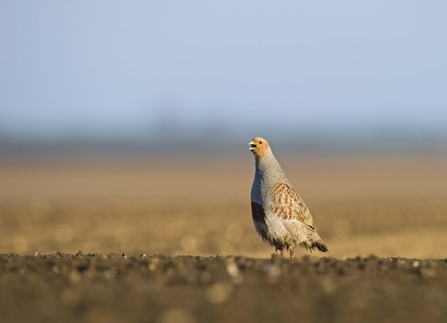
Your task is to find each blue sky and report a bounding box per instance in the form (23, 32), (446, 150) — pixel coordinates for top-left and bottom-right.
(1, 1), (446, 140)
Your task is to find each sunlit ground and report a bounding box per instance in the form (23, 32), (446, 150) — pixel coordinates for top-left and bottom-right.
(1, 150), (447, 259)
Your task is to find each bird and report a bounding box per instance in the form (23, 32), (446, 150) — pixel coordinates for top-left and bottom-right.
(249, 137), (328, 258)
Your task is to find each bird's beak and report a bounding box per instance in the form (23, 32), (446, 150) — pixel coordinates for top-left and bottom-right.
(248, 140), (256, 151)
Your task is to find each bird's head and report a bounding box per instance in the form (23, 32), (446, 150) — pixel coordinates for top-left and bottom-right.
(248, 137), (270, 158)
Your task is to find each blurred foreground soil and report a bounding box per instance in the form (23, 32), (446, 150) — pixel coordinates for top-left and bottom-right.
(1, 253), (446, 323)
(0, 151), (447, 322)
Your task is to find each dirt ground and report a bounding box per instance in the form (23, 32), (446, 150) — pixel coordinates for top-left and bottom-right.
(1, 150), (447, 322)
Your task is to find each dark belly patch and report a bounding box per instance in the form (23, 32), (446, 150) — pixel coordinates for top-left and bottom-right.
(251, 202), (267, 225)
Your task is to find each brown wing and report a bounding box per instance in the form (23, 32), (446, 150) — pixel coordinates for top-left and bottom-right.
(270, 183), (315, 230)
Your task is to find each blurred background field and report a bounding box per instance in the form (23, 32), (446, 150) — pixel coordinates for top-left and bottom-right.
(1, 149), (447, 259)
(1, 1), (447, 260)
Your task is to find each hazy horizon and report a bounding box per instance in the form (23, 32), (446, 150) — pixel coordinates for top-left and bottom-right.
(1, 1), (446, 147)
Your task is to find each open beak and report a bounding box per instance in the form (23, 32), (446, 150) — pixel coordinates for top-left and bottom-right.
(248, 140), (256, 151)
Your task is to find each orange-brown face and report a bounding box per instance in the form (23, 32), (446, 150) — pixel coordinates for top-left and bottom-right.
(248, 137), (270, 158)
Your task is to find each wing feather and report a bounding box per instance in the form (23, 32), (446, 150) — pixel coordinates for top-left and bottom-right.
(270, 183), (315, 230)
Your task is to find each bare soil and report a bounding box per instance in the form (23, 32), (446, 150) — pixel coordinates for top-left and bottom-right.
(1, 252), (447, 323)
(1, 151), (447, 322)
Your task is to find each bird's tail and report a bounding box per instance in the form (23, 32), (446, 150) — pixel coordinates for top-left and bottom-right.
(312, 240), (329, 252)
(300, 232), (329, 253)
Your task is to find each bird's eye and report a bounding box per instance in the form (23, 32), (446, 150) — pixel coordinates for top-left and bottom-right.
(259, 141), (263, 144)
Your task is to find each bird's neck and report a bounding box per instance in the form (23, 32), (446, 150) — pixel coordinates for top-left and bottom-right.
(255, 149), (284, 179)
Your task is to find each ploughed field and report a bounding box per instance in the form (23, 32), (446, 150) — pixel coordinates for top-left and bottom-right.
(1, 151), (447, 322)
